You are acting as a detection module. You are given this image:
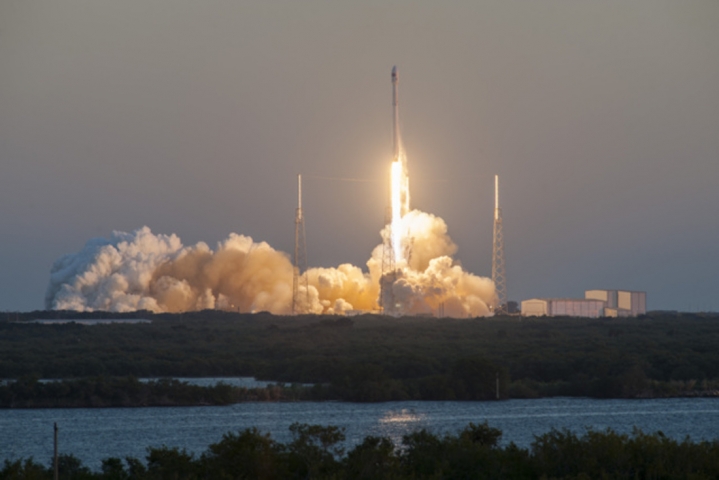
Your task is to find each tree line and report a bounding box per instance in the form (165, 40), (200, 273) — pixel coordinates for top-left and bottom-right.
(2, 311), (719, 402)
(0, 377), (321, 408)
(3, 423), (719, 479)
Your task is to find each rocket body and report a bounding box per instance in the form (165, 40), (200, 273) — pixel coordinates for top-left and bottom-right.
(390, 66), (409, 219)
(494, 175), (499, 220)
(390, 65), (410, 262)
(392, 66), (400, 161)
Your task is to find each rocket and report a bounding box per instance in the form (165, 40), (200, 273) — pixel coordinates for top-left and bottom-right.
(391, 66), (400, 161)
(391, 65), (410, 217)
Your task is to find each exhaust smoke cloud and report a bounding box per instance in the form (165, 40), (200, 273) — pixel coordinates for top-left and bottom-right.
(46, 210), (495, 317)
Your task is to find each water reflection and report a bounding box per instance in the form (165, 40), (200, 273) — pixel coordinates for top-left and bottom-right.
(376, 408), (427, 446)
(2, 398), (718, 469)
(379, 408), (425, 424)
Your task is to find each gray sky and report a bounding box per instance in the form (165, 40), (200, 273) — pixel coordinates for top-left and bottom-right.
(1, 0), (718, 311)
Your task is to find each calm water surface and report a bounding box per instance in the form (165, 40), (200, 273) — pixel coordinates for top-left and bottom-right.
(2, 397), (718, 469)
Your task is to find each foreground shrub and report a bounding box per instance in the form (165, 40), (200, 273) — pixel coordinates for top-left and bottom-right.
(2, 423), (719, 479)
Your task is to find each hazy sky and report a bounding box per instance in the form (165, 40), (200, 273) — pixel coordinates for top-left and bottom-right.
(1, 1), (718, 311)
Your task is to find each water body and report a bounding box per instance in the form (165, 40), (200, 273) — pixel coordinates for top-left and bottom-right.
(2, 397), (718, 469)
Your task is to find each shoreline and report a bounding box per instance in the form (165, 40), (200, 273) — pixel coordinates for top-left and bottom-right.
(2, 385), (719, 409)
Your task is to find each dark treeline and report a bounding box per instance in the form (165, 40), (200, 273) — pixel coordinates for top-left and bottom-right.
(2, 310), (719, 402)
(3, 423), (719, 479)
(0, 377), (325, 408)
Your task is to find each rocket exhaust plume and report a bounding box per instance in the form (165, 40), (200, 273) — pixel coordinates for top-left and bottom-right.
(45, 68), (497, 318)
(390, 66), (410, 262)
(46, 218), (495, 317)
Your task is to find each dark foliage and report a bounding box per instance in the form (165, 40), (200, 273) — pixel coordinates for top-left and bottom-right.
(0, 376), (322, 408)
(2, 311), (719, 403)
(3, 423), (719, 479)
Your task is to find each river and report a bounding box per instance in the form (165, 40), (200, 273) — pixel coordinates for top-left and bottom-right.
(2, 397), (718, 469)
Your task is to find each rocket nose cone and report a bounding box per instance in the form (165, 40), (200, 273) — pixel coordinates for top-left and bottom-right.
(391, 66), (398, 81)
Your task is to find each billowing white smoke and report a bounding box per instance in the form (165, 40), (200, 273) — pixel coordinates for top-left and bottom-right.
(45, 227), (294, 313)
(46, 212), (496, 317)
(376, 210), (495, 317)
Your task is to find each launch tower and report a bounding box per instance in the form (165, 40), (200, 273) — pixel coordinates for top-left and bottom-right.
(380, 206), (396, 314)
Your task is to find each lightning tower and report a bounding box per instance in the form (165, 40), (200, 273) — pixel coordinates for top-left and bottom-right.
(380, 206), (395, 314)
(492, 175), (508, 314)
(292, 174), (309, 314)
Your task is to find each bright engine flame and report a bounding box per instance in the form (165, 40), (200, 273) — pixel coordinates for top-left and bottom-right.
(390, 160), (404, 261)
(390, 148), (411, 262)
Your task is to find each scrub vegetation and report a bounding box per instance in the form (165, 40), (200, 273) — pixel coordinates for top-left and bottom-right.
(0, 377), (313, 408)
(3, 423), (719, 479)
(2, 310), (719, 404)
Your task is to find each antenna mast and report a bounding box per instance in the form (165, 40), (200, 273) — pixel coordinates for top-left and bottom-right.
(492, 175), (508, 314)
(380, 205), (396, 314)
(292, 174), (309, 314)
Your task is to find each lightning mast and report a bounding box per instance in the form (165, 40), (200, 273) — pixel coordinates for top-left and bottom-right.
(492, 175), (508, 314)
(292, 174), (309, 314)
(380, 205), (395, 314)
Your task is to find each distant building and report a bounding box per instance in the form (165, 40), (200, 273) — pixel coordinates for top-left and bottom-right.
(520, 298), (605, 318)
(584, 290), (646, 316)
(521, 290), (647, 318)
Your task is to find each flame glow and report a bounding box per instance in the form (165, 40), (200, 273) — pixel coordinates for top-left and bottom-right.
(390, 146), (411, 262)
(390, 160), (404, 261)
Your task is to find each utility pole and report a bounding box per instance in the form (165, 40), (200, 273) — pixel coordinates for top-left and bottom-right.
(492, 175), (508, 314)
(292, 175), (309, 315)
(54, 423), (58, 480)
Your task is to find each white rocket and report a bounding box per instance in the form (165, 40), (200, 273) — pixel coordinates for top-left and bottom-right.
(391, 65), (410, 217)
(391, 66), (400, 161)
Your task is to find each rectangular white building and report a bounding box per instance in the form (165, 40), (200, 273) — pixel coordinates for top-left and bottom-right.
(585, 289), (646, 316)
(521, 298), (606, 318)
(521, 290), (647, 318)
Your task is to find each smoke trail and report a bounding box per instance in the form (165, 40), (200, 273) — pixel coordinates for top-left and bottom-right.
(46, 213), (495, 317)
